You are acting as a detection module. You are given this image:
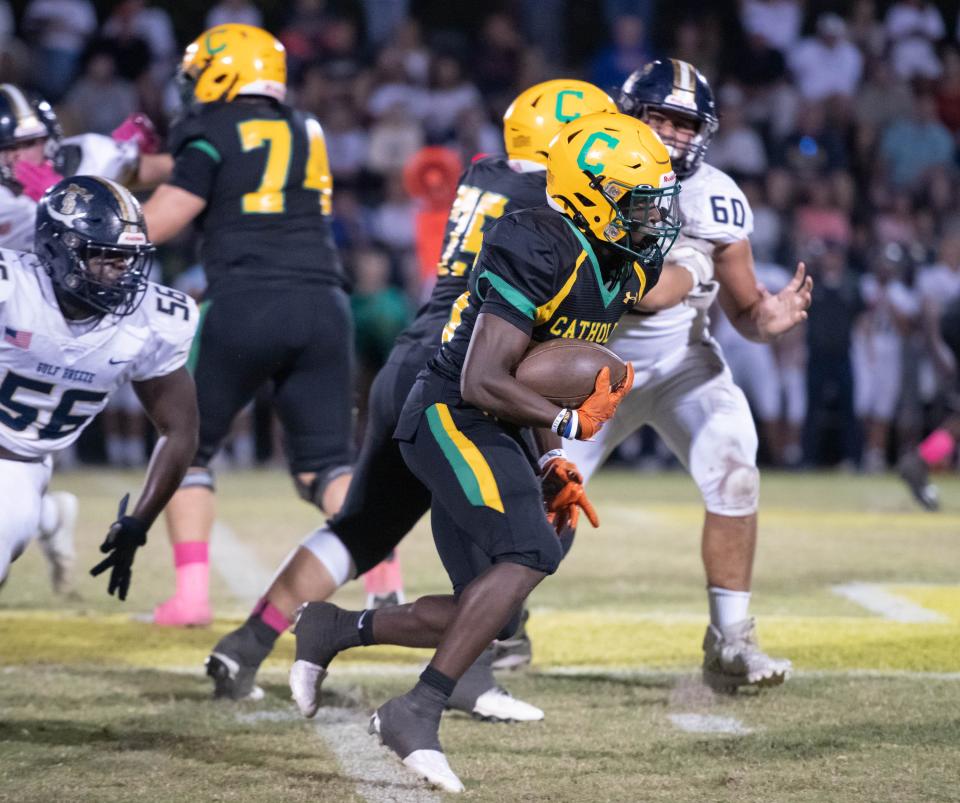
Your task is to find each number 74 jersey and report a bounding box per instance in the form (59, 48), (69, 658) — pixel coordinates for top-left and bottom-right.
(0, 248), (197, 458)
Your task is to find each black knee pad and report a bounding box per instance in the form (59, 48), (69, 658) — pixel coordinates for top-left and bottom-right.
(294, 464), (352, 511)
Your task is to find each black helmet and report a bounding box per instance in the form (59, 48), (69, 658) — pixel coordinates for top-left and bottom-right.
(618, 59), (718, 178)
(35, 176), (154, 317)
(0, 83), (61, 166)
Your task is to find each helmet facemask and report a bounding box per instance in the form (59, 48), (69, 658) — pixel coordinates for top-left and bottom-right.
(54, 229), (152, 317)
(586, 171), (681, 270)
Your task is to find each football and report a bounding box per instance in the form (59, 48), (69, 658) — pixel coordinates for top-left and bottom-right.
(515, 339), (628, 407)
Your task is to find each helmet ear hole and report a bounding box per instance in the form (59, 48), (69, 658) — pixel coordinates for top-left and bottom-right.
(593, 216), (601, 223)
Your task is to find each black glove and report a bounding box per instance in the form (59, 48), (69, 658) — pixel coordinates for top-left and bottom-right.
(90, 494), (148, 601)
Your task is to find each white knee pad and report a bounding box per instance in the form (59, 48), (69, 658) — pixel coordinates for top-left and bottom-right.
(704, 461), (760, 517)
(300, 526), (356, 587)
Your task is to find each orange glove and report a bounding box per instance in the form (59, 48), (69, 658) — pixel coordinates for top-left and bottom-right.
(575, 362), (634, 440)
(541, 456), (599, 533)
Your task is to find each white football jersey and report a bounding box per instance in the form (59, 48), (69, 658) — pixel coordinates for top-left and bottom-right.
(612, 162), (754, 367)
(0, 184), (39, 252)
(0, 247), (196, 458)
(0, 134), (138, 252)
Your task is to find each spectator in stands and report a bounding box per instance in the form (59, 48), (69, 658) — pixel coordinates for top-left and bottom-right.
(424, 54), (483, 144)
(589, 14), (652, 90)
(205, 0), (262, 29)
(788, 13), (863, 103)
(706, 84), (767, 178)
(472, 12), (525, 109)
(739, 0), (802, 54)
(803, 239), (865, 467)
(324, 104), (369, 185)
(795, 177), (852, 250)
(935, 47), (960, 141)
(62, 45), (138, 135)
(23, 0), (97, 101)
(884, 0), (945, 82)
(880, 93), (955, 189)
(853, 243), (919, 472)
(361, 0), (409, 49)
(101, 1), (177, 86)
(366, 100), (424, 176)
(916, 229), (960, 385)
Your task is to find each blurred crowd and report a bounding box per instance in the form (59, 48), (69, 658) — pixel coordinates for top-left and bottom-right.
(2, 0), (960, 473)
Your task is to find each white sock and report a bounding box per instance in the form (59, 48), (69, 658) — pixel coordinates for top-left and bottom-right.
(708, 586), (751, 630)
(38, 495), (60, 537)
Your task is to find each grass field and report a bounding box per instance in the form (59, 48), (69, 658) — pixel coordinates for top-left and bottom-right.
(2, 468), (960, 802)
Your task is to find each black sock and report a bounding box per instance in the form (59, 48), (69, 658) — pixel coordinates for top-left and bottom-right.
(245, 614), (282, 650)
(358, 608), (377, 645)
(418, 664), (457, 700)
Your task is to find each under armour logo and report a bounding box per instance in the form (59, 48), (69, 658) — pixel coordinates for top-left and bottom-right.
(623, 291), (639, 305)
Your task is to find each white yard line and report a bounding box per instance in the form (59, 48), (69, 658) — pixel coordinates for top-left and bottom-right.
(212, 520), (438, 803)
(668, 714), (753, 735)
(831, 582), (949, 623)
(311, 708), (442, 803)
(209, 520), (275, 605)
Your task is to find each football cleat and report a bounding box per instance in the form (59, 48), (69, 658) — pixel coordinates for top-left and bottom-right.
(702, 617), (792, 693)
(37, 491), (77, 595)
(898, 452), (940, 512)
(467, 687), (544, 722)
(205, 651), (264, 702)
(204, 625), (270, 701)
(365, 591), (404, 610)
(491, 608), (532, 670)
(368, 703), (463, 794)
(289, 659), (327, 718)
(447, 646), (543, 722)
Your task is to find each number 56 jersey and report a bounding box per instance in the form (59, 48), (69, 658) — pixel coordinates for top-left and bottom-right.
(0, 248), (197, 459)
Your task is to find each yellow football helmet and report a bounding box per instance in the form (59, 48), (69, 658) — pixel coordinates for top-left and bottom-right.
(546, 111), (681, 267)
(502, 79), (617, 165)
(180, 24), (286, 104)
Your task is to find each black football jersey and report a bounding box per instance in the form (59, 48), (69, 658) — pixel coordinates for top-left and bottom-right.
(429, 205), (657, 385)
(397, 156), (547, 348)
(167, 99), (343, 294)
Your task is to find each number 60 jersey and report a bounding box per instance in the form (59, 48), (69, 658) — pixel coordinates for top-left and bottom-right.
(612, 161), (753, 367)
(0, 248), (197, 458)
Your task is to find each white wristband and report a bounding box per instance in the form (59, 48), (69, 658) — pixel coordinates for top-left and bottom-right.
(551, 408), (570, 435)
(538, 448), (567, 472)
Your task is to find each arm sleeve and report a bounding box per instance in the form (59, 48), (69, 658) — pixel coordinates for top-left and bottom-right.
(471, 215), (558, 336)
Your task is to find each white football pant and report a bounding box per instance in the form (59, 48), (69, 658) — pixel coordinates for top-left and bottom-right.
(0, 457), (52, 583)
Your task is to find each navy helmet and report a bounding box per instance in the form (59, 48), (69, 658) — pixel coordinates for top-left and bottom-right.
(618, 59), (718, 178)
(35, 176), (154, 317)
(0, 83), (61, 161)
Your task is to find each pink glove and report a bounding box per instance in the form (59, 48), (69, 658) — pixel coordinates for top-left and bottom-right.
(14, 159), (63, 201)
(111, 113), (161, 154)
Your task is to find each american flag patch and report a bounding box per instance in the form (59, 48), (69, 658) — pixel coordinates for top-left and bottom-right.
(3, 327), (32, 348)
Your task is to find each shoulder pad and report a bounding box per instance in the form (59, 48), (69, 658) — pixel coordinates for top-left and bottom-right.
(167, 105), (214, 154)
(139, 282), (199, 345)
(680, 163), (754, 243)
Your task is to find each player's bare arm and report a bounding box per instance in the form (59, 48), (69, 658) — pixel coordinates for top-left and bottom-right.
(461, 312), (563, 427)
(715, 238), (812, 342)
(130, 366), (199, 526)
(134, 153), (175, 190)
(142, 184), (207, 244)
(633, 262), (695, 311)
